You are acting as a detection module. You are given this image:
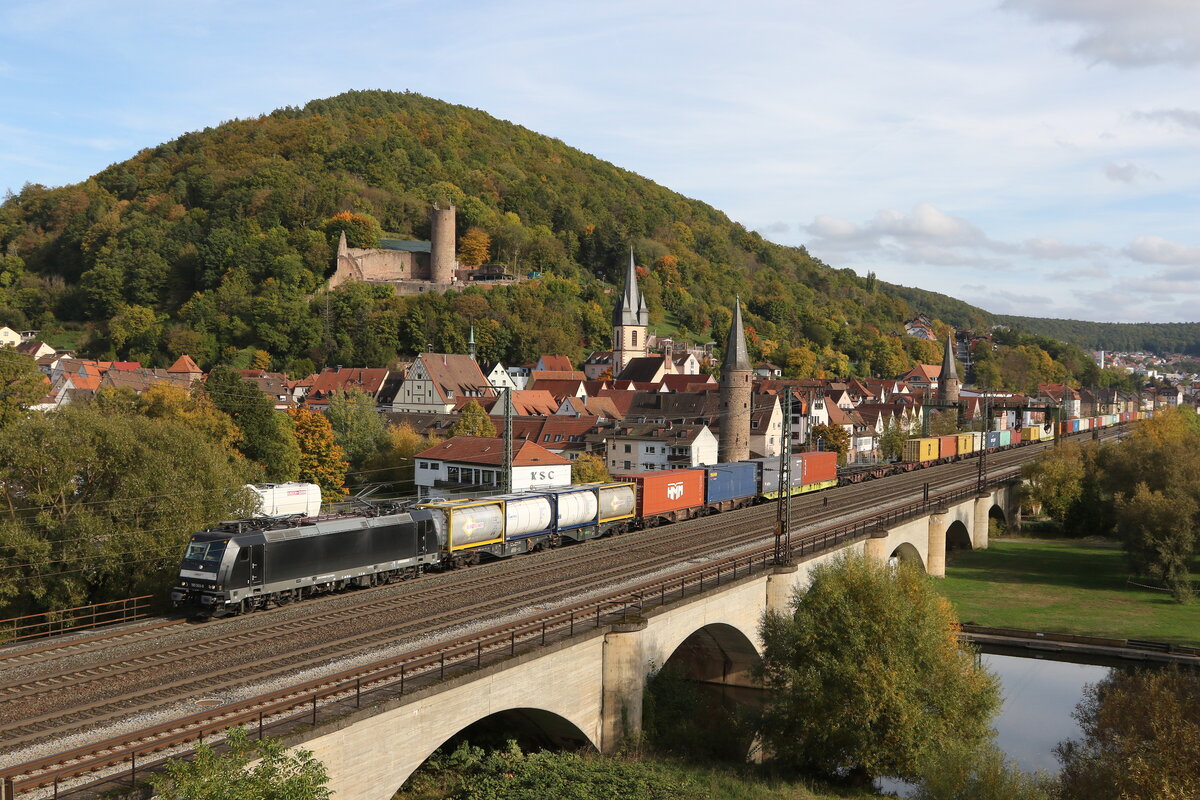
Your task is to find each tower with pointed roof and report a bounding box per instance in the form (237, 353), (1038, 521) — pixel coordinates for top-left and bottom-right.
(612, 249), (649, 372)
(938, 331), (961, 406)
(719, 297), (753, 463)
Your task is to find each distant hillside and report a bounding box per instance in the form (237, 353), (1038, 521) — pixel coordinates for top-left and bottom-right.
(0, 90), (1114, 391)
(997, 316), (1200, 356)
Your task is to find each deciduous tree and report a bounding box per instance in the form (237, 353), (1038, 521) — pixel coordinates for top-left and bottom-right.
(879, 420), (907, 461)
(458, 226), (491, 267)
(0, 349), (46, 430)
(570, 452), (610, 484)
(205, 366), (299, 481)
(325, 388), (386, 470)
(1022, 441), (1085, 522)
(809, 423), (850, 465)
(288, 407), (348, 503)
(151, 727), (331, 800)
(0, 405), (255, 615)
(756, 552), (999, 782)
(448, 399), (497, 438)
(1057, 668), (1200, 800)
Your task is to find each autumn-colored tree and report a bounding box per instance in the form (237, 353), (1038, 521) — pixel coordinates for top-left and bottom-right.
(448, 399), (498, 438)
(809, 423), (851, 465)
(134, 383), (243, 459)
(1057, 668), (1200, 800)
(324, 210), (382, 249)
(250, 349), (272, 370)
(288, 407), (348, 503)
(1022, 441), (1085, 521)
(362, 422), (442, 496)
(757, 552), (999, 782)
(571, 452), (611, 484)
(458, 226), (492, 267)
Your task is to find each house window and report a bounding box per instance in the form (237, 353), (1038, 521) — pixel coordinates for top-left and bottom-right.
(624, 444), (631, 453)
(631, 330), (638, 347)
(623, 460), (631, 470)
(554, 434), (562, 442)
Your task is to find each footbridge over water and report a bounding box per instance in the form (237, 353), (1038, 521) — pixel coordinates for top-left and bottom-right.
(280, 483), (1018, 800)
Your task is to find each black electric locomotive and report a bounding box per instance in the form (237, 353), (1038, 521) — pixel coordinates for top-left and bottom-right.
(171, 508), (441, 615)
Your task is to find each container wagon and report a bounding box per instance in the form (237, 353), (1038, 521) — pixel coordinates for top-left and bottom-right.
(703, 462), (759, 511)
(903, 438), (939, 464)
(617, 469), (706, 526)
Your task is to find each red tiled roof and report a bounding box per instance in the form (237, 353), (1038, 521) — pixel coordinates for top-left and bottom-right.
(538, 355), (574, 372)
(414, 436), (571, 467)
(306, 367), (390, 400)
(168, 355), (202, 374)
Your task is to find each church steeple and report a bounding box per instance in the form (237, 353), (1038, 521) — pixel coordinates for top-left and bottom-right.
(612, 248), (648, 328)
(612, 248), (649, 372)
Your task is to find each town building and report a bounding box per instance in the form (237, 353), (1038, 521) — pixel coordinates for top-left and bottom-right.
(392, 353), (494, 414)
(412, 435), (572, 497)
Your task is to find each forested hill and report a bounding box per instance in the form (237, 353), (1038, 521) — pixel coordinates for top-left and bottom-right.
(996, 316), (1200, 356)
(0, 90), (1119, 389)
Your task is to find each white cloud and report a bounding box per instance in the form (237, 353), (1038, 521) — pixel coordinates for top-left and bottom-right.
(754, 221), (791, 234)
(1133, 108), (1200, 132)
(1104, 161), (1160, 184)
(1124, 235), (1200, 265)
(1004, 0), (1200, 67)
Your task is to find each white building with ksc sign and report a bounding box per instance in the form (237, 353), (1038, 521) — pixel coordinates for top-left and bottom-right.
(413, 436), (573, 498)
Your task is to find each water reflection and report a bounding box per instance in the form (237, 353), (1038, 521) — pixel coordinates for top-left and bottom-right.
(984, 653), (1109, 773)
(880, 652), (1108, 796)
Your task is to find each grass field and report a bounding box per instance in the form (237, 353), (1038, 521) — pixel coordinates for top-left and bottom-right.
(938, 538), (1200, 646)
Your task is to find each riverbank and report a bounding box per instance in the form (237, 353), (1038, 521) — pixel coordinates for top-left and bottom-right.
(939, 537), (1200, 645)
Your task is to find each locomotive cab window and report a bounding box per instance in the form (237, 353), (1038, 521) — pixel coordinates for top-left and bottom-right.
(183, 540), (226, 566)
(238, 549), (250, 561)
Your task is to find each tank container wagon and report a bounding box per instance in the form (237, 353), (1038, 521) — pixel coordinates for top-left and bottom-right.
(415, 482), (636, 566)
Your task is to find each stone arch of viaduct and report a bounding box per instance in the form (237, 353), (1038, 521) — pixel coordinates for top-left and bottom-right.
(289, 484), (1018, 799)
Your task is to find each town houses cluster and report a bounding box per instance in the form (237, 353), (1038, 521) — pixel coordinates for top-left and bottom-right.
(2, 256), (1196, 498)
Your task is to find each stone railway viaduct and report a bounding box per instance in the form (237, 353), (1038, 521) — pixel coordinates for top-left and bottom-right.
(287, 483), (1018, 800)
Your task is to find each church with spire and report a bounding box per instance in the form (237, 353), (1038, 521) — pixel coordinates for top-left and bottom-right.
(611, 249), (649, 372)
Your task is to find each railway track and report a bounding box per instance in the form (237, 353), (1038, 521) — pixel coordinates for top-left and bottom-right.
(0, 451), (999, 752)
(0, 432), (1114, 796)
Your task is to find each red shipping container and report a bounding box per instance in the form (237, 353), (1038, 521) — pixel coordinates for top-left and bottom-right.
(796, 452), (838, 486)
(1010, 429), (1022, 445)
(618, 469), (706, 518)
(938, 435), (957, 458)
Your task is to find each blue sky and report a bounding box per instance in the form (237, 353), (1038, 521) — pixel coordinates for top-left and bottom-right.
(1, 0), (1198, 323)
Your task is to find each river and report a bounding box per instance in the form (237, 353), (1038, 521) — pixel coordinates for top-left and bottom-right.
(880, 652), (1109, 795)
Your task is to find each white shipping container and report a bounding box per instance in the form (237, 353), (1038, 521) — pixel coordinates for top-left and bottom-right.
(248, 482), (322, 518)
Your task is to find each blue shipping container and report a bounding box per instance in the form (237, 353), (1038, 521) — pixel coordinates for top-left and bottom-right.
(986, 431), (1001, 449)
(703, 462), (759, 505)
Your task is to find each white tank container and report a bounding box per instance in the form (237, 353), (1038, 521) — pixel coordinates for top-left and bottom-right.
(248, 483), (322, 518)
(597, 484), (636, 520)
(555, 488), (600, 529)
(425, 501), (505, 547)
(503, 495), (554, 539)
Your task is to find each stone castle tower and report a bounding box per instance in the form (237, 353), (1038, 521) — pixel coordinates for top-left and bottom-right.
(938, 331), (961, 406)
(430, 203), (457, 284)
(612, 249), (649, 371)
(718, 297), (752, 463)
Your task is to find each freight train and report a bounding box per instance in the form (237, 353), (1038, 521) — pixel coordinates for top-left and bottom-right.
(172, 412), (1146, 615)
